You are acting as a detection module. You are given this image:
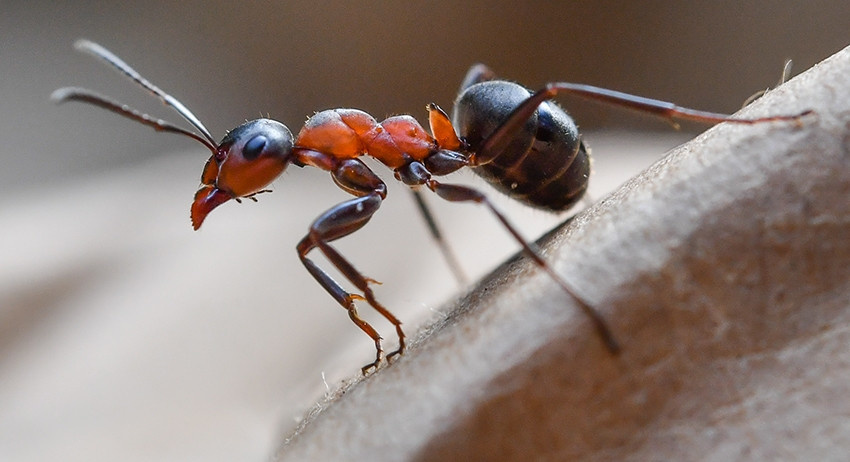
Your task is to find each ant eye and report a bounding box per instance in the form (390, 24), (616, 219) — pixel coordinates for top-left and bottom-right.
(243, 135), (267, 160)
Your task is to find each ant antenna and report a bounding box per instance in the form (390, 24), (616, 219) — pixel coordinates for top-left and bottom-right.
(51, 39), (218, 153)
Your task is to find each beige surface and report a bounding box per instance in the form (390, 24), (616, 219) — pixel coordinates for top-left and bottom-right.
(0, 130), (680, 458)
(274, 47), (850, 460)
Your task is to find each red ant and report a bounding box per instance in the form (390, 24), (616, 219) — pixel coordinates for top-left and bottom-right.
(53, 40), (810, 373)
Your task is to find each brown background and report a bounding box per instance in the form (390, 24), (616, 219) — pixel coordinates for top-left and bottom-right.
(1, 2), (848, 461)
(3, 1), (847, 193)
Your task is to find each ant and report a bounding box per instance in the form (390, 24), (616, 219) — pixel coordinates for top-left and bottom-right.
(53, 40), (810, 374)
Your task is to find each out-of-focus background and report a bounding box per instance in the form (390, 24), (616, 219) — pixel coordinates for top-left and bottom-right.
(1, 2), (847, 461)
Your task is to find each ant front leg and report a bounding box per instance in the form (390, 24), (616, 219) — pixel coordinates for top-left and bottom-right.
(396, 161), (620, 354)
(296, 158), (405, 374)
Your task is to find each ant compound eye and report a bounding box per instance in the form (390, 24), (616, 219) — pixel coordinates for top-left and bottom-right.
(243, 135), (268, 160)
(218, 119), (294, 166)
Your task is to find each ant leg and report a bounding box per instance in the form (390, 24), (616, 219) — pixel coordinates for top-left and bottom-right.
(430, 180), (619, 353)
(398, 161), (619, 353)
(329, 159), (406, 361)
(410, 189), (468, 285)
(297, 194), (387, 374)
(315, 237), (406, 363)
(410, 105), (469, 285)
(475, 81), (813, 164)
(459, 63), (498, 93)
(297, 160), (406, 373)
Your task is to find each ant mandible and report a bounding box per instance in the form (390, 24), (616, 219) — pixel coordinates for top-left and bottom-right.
(53, 40), (810, 374)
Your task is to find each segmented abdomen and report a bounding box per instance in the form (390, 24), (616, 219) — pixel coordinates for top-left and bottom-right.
(452, 80), (590, 211)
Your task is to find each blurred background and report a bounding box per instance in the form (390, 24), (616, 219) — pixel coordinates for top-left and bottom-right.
(1, 1), (848, 461)
(5, 1), (849, 190)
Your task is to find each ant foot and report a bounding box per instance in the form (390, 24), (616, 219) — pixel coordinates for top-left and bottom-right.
(386, 346), (404, 363)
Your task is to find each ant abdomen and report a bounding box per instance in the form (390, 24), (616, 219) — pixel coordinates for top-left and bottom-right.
(452, 80), (590, 211)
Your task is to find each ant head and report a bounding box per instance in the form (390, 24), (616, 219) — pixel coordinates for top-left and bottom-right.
(191, 119), (294, 229)
(52, 40), (297, 230)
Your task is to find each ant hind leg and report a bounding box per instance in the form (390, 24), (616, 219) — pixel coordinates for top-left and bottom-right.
(396, 161), (620, 353)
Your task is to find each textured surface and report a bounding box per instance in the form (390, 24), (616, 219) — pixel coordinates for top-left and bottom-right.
(275, 46), (850, 461)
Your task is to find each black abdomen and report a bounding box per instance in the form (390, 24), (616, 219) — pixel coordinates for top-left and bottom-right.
(452, 80), (589, 211)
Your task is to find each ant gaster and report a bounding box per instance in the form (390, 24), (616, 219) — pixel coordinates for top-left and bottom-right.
(53, 40), (810, 373)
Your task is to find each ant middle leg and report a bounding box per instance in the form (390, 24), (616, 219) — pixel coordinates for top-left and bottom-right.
(410, 189), (468, 285)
